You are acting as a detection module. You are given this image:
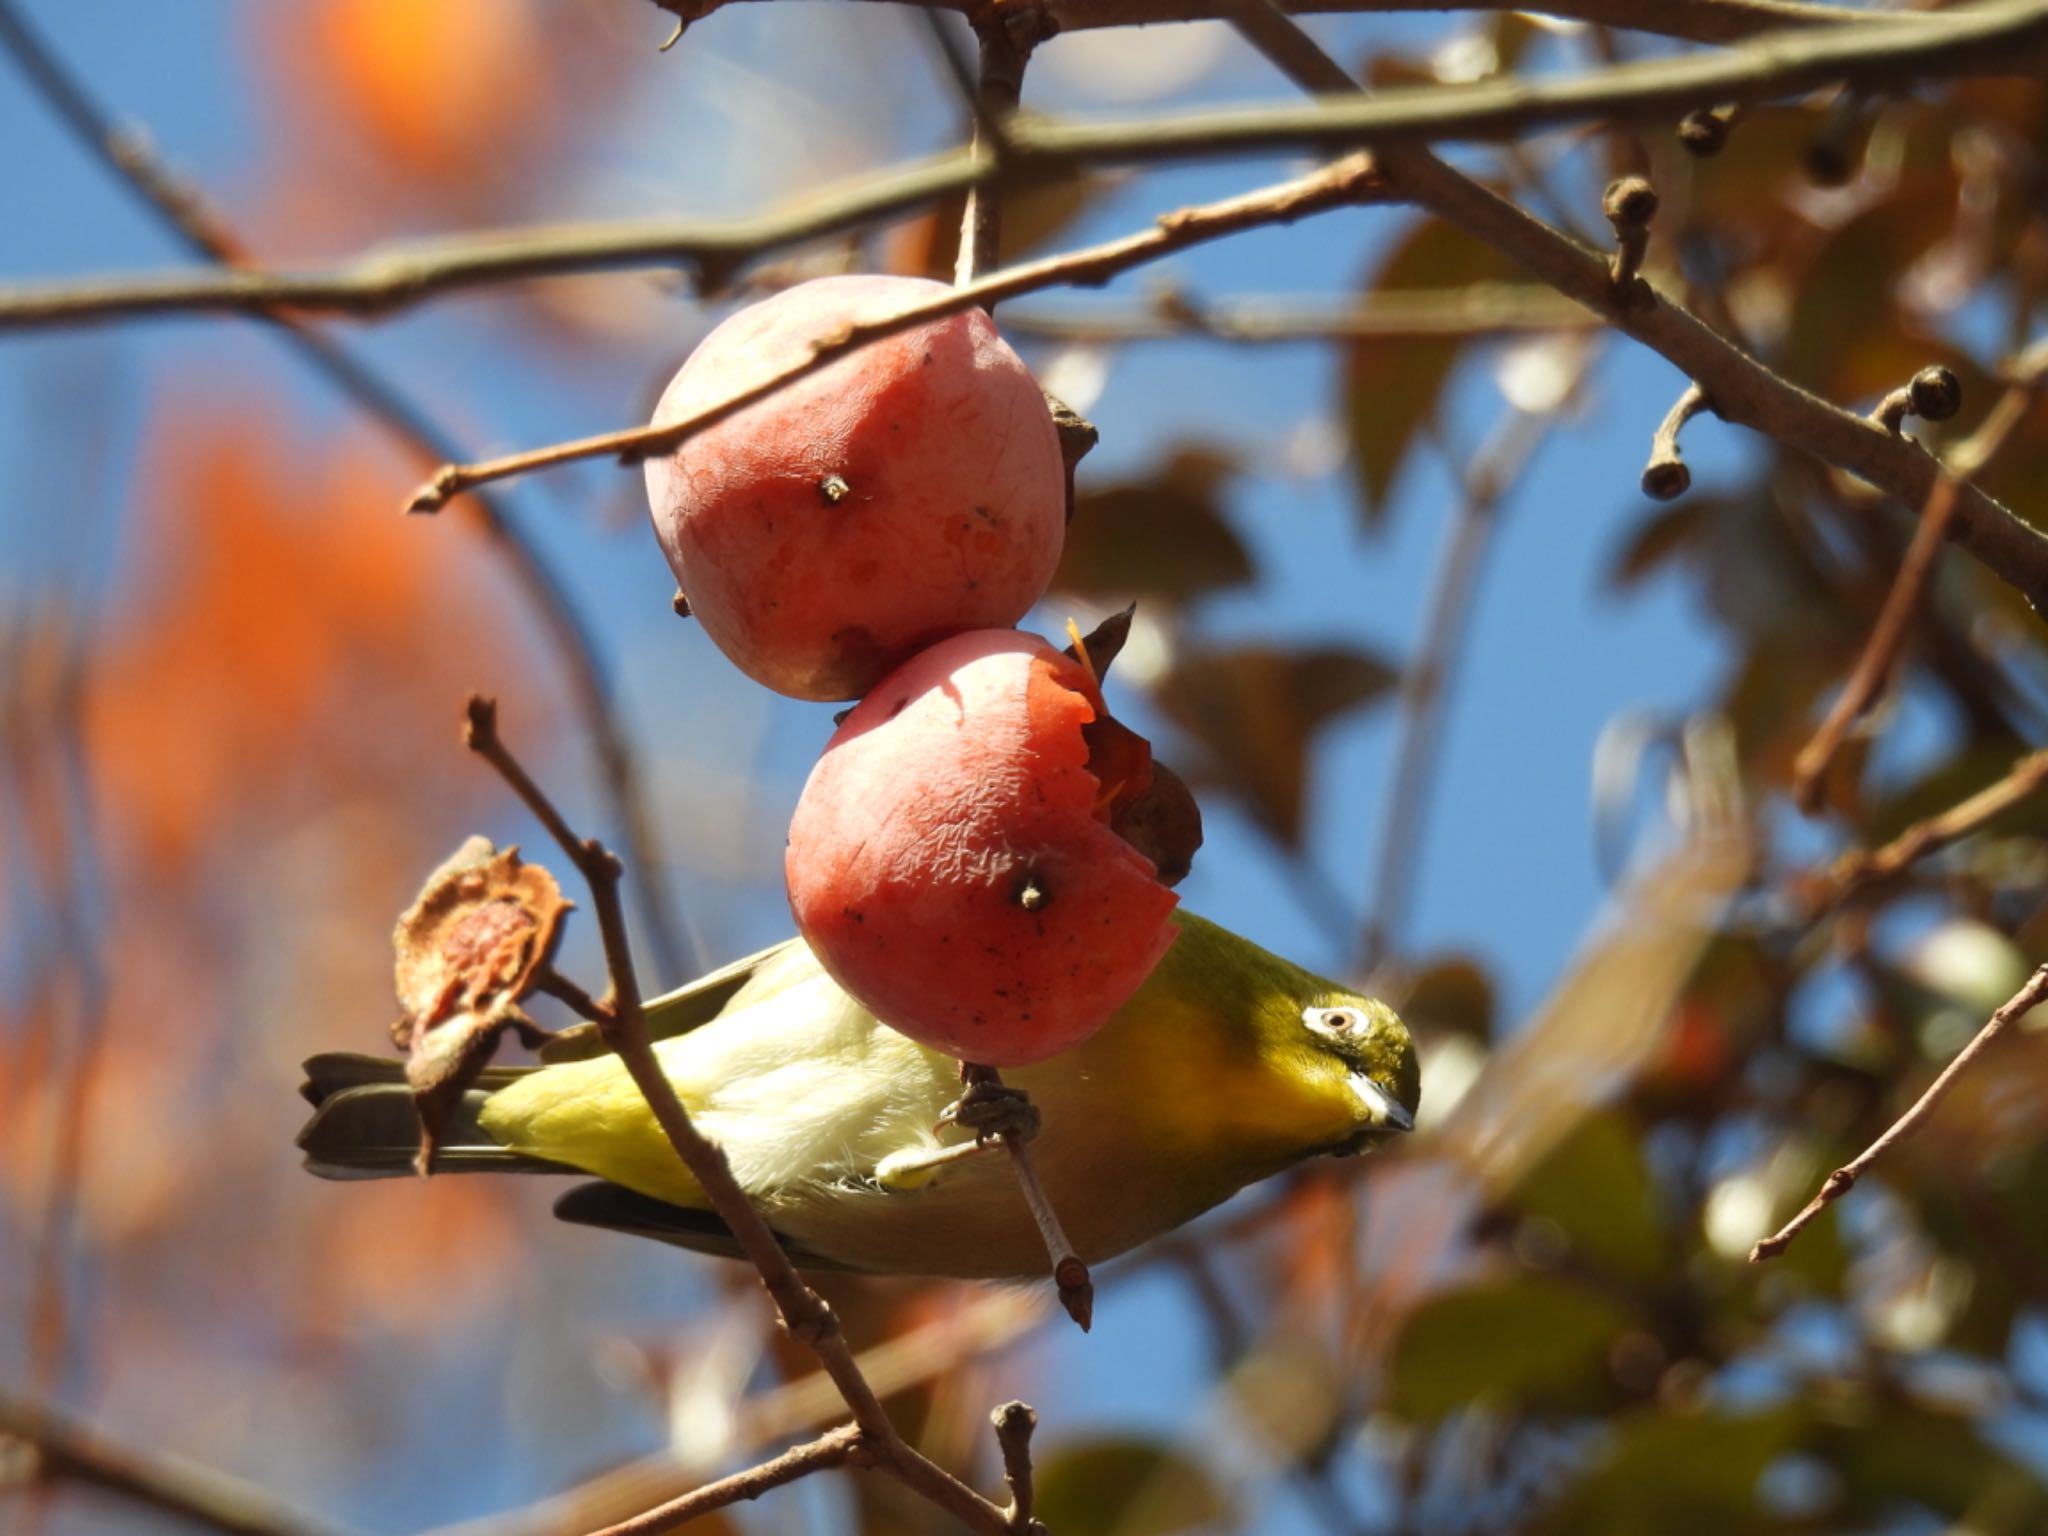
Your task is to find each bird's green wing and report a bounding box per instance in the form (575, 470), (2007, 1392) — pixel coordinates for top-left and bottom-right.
(538, 936), (818, 1063)
(551, 1182), (856, 1271)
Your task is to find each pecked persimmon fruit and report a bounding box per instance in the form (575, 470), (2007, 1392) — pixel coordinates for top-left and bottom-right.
(644, 275), (1067, 701)
(786, 629), (1183, 1066)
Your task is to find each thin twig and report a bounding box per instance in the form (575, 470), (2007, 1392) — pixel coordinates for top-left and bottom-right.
(460, 697), (1016, 1536)
(1020, 3), (2048, 168)
(1750, 962), (2048, 1262)
(0, 152), (987, 327)
(1003, 286), (1596, 344)
(1641, 382), (1709, 500)
(1804, 747), (2048, 917)
(0, 0), (694, 985)
(581, 1426), (866, 1536)
(1379, 145), (2048, 614)
(6, 3), (2034, 330)
(955, 15), (1038, 293)
(404, 154), (1388, 512)
(533, 967), (612, 1025)
(1213, 0), (2048, 616)
(1792, 475), (1961, 816)
(0, 1394), (349, 1536)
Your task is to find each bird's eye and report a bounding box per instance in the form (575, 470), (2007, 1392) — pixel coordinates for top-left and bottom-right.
(1305, 1006), (1363, 1037)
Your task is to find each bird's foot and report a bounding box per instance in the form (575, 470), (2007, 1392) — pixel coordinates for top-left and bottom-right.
(939, 1066), (1041, 1144)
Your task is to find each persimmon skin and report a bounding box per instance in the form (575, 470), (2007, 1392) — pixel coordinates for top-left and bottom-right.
(786, 630), (1179, 1066)
(644, 275), (1066, 701)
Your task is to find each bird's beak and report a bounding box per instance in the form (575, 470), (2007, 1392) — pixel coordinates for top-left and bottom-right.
(1349, 1073), (1416, 1133)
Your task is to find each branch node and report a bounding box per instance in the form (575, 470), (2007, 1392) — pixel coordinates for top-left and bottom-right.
(1641, 383), (1708, 501)
(992, 1400), (1043, 1535)
(405, 468), (457, 515)
(1872, 365), (1962, 436)
(1676, 104), (1739, 156)
(1602, 176), (1659, 304)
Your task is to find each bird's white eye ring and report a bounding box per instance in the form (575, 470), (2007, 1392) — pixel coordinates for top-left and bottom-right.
(1305, 1006), (1363, 1036)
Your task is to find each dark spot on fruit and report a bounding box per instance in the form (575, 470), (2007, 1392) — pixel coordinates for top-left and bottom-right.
(922, 351), (935, 367)
(842, 908), (865, 924)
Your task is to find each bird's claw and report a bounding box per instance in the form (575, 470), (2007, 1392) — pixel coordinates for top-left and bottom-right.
(938, 1079), (1041, 1144)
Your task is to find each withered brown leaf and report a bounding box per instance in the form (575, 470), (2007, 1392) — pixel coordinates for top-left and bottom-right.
(391, 836), (572, 1173)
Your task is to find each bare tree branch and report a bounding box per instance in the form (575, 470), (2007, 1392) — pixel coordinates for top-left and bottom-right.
(461, 698), (1018, 1536)
(1792, 474), (1960, 815)
(1001, 285), (1596, 343)
(6, 2), (2041, 330)
(1803, 747), (2048, 917)
(405, 154), (1391, 512)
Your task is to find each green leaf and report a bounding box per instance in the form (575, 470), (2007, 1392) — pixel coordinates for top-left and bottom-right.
(1508, 1111), (1666, 1285)
(1054, 446), (1254, 607)
(1031, 1437), (1232, 1536)
(1537, 1406), (1803, 1535)
(1151, 643), (1396, 846)
(1386, 1274), (1631, 1421)
(1342, 215), (1523, 529)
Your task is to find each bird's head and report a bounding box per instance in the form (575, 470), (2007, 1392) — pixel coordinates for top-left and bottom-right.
(1286, 991), (1419, 1155)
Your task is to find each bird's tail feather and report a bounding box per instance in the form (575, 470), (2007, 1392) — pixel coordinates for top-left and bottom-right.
(296, 1052), (568, 1180)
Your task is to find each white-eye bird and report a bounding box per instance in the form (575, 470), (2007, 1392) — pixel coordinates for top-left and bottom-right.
(297, 911), (1417, 1278)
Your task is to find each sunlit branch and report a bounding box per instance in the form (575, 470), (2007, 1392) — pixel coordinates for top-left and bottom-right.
(1001, 286), (1595, 344)
(404, 154), (1391, 513)
(581, 1427), (866, 1536)
(460, 697), (1021, 1536)
(5, 3), (2043, 331)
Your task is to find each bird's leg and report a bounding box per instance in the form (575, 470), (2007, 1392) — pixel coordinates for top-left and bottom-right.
(875, 1064), (1040, 1190)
